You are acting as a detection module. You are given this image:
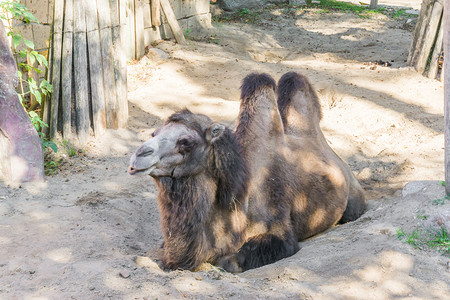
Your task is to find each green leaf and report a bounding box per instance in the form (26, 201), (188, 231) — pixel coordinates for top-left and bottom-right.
(49, 142), (58, 153)
(12, 34), (21, 48)
(23, 38), (34, 49)
(17, 70), (22, 78)
(34, 91), (42, 104)
(29, 52), (36, 65)
(19, 50), (27, 58)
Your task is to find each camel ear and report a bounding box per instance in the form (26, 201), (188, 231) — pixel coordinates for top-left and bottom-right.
(208, 123), (248, 209)
(207, 123), (226, 143)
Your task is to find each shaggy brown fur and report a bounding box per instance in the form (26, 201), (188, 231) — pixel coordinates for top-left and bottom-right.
(128, 72), (366, 272)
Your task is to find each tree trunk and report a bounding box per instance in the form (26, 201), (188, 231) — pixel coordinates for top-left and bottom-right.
(0, 22), (44, 184)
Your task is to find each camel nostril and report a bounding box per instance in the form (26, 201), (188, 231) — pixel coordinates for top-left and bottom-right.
(128, 166), (137, 175)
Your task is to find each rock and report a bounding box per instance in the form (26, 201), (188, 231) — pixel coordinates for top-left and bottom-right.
(402, 181), (429, 197)
(218, 0), (285, 12)
(289, 0), (306, 6)
(119, 270), (130, 278)
(404, 9), (419, 15)
(147, 48), (169, 62)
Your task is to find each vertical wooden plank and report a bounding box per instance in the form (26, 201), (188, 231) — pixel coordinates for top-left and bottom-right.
(111, 0), (128, 128)
(427, 25), (444, 79)
(160, 0), (186, 44)
(151, 0), (161, 27)
(97, 0), (119, 129)
(49, 0), (64, 139)
(407, 0), (432, 67)
(444, 0), (450, 196)
(73, 0), (90, 143)
(61, 0), (74, 140)
(135, 0), (145, 58)
(415, 0), (443, 74)
(126, 0), (136, 59)
(87, 0), (107, 136)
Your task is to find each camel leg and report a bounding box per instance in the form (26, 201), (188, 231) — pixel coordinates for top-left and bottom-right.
(339, 178), (367, 223)
(216, 232), (299, 273)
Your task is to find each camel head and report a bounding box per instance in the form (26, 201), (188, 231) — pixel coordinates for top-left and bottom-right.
(128, 110), (248, 207)
(128, 109), (217, 178)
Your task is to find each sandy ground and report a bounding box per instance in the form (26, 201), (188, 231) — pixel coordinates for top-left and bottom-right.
(1, 2), (449, 299)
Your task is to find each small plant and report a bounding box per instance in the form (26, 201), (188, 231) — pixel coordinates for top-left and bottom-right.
(433, 195), (450, 205)
(184, 29), (191, 39)
(397, 226), (450, 256)
(239, 8), (250, 17)
(416, 213), (428, 220)
(60, 140), (78, 157)
(441, 181), (446, 187)
(427, 227), (450, 255)
(396, 228), (406, 239)
(44, 160), (58, 176)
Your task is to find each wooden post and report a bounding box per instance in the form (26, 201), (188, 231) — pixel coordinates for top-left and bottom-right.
(408, 0), (432, 67)
(61, 0), (74, 140)
(160, 0), (186, 45)
(73, 0), (90, 144)
(415, 0), (443, 74)
(135, 0), (145, 58)
(445, 0), (450, 196)
(369, 0), (378, 9)
(97, 0), (119, 128)
(111, 0), (128, 128)
(87, 0), (107, 137)
(151, 0), (161, 26)
(126, 0), (136, 59)
(49, 0), (64, 139)
(427, 24), (444, 79)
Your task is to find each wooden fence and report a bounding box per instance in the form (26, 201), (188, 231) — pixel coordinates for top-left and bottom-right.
(407, 0), (444, 80)
(43, 0), (210, 144)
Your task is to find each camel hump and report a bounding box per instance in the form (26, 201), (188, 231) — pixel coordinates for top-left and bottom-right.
(240, 73), (276, 102)
(277, 72), (322, 129)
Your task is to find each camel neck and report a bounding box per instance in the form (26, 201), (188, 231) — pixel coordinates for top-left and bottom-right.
(155, 175), (215, 270)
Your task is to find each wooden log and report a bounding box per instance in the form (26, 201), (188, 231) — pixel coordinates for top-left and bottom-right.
(427, 23), (444, 79)
(415, 0), (443, 74)
(61, 0), (74, 140)
(49, 0), (64, 139)
(111, 0), (128, 128)
(151, 0), (161, 27)
(444, 0), (450, 196)
(135, 0), (146, 59)
(160, 0), (186, 44)
(73, 0), (90, 144)
(97, 0), (119, 129)
(407, 0), (432, 67)
(87, 0), (107, 137)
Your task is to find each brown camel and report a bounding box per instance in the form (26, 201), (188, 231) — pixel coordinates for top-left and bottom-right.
(128, 72), (366, 272)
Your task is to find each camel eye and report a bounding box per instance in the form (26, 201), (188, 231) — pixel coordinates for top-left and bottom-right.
(178, 138), (194, 153)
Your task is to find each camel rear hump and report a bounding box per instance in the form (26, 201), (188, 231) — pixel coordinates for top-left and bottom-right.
(277, 72), (322, 136)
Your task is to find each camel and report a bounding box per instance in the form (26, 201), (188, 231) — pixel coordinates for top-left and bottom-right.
(128, 72), (366, 272)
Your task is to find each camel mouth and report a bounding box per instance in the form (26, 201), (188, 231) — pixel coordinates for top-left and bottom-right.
(127, 165), (149, 175)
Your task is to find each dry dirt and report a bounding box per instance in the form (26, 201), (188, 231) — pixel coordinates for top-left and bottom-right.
(1, 1), (449, 299)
